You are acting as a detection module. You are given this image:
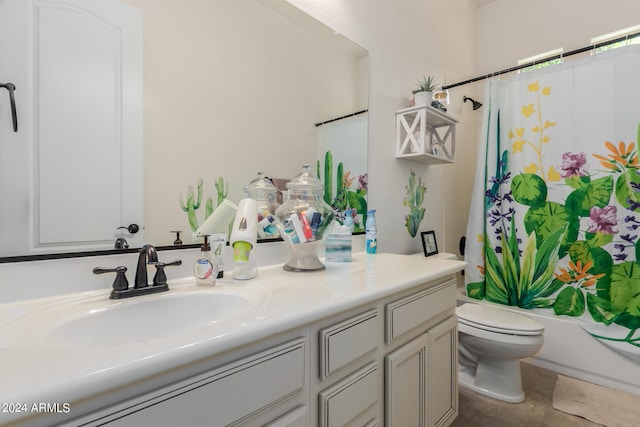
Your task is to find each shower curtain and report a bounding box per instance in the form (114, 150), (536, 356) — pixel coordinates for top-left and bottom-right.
(465, 45), (640, 362)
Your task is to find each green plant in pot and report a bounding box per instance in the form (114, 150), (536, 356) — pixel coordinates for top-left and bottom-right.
(412, 75), (438, 106)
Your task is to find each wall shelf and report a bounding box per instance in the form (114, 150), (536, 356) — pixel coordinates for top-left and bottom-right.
(395, 104), (458, 164)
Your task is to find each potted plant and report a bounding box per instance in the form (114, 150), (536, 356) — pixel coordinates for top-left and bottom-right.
(412, 75), (437, 106)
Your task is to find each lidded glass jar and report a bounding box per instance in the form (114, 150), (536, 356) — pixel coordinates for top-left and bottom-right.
(246, 172), (280, 239)
(275, 164), (335, 271)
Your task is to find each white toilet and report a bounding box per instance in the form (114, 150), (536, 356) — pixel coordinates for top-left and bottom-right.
(456, 303), (544, 403)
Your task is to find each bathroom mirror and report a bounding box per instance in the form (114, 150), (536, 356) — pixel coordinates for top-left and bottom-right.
(0, 0), (368, 261)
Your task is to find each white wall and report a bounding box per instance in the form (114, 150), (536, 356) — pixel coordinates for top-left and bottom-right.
(288, 0), (479, 255)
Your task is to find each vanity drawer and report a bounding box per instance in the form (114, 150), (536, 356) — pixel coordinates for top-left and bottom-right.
(385, 279), (456, 343)
(318, 363), (378, 427)
(319, 309), (378, 379)
(97, 339), (306, 427)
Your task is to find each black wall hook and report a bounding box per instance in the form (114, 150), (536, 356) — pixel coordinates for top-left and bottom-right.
(0, 82), (18, 132)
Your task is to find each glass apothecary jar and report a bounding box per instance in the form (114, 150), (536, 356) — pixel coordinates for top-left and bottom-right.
(246, 172), (280, 239)
(275, 164), (335, 271)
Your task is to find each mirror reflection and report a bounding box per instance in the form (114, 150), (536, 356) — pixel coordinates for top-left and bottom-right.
(0, 0), (368, 260)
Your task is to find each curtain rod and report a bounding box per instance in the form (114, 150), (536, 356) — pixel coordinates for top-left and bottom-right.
(315, 109), (368, 127)
(442, 30), (640, 90)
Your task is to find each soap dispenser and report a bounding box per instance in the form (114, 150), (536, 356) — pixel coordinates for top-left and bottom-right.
(194, 235), (218, 286)
(230, 198), (258, 280)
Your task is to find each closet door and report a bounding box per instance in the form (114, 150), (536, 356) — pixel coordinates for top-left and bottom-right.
(0, 0), (143, 256)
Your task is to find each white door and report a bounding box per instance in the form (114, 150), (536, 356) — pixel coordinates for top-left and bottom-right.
(0, 0), (143, 256)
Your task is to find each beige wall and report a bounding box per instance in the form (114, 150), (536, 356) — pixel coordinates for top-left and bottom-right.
(122, 0), (367, 245)
(476, 0), (640, 74)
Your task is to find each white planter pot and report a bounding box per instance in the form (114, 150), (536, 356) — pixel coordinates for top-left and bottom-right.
(413, 91), (432, 106)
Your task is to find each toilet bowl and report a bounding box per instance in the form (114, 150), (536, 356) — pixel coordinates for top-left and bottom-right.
(456, 303), (544, 403)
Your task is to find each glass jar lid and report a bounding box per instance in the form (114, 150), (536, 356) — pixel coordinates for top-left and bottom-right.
(246, 172), (278, 196)
(286, 164), (324, 193)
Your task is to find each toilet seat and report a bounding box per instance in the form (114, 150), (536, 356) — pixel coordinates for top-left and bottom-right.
(457, 303), (544, 336)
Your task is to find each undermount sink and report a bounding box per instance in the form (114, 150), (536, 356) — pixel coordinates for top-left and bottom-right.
(0, 287), (257, 349)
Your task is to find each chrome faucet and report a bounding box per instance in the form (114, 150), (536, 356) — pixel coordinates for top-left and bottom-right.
(93, 244), (181, 299)
(134, 244), (158, 288)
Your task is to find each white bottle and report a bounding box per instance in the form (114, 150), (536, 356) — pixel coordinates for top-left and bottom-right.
(194, 235), (218, 286)
(230, 198), (258, 280)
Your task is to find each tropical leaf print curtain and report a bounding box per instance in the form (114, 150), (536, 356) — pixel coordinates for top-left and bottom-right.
(465, 46), (640, 361)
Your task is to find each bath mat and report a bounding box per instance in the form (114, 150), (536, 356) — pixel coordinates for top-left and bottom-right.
(552, 375), (640, 427)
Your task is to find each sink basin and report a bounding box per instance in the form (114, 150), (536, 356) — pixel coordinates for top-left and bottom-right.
(0, 288), (256, 349)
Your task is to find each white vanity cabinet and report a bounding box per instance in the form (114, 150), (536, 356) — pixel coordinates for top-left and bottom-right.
(73, 337), (309, 427)
(310, 277), (458, 427)
(13, 255), (464, 427)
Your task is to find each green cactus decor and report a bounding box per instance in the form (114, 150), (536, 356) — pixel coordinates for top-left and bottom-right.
(180, 179), (204, 232)
(403, 169), (426, 238)
(317, 150), (368, 232)
(215, 176), (229, 207)
(180, 177), (229, 233)
(322, 151), (333, 205)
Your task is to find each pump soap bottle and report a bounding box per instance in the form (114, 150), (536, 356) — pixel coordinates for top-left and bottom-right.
(194, 235), (218, 286)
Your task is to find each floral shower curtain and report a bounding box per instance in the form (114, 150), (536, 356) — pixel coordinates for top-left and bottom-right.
(465, 45), (640, 362)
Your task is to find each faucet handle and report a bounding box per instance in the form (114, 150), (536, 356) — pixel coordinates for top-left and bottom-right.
(93, 266), (129, 292)
(153, 259), (182, 286)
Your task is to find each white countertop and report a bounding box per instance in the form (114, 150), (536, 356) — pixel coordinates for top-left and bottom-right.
(0, 252), (465, 425)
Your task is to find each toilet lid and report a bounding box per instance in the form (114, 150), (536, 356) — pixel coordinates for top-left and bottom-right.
(457, 303), (544, 336)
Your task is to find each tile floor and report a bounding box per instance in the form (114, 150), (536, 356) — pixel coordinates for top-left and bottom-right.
(450, 362), (603, 427)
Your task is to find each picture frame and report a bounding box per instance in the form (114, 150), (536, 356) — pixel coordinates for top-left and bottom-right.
(421, 230), (438, 257)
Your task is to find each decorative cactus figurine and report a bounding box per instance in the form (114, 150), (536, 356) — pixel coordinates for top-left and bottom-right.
(403, 169), (426, 238)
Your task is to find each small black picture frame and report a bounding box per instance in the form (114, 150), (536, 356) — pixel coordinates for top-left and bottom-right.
(421, 231), (438, 257)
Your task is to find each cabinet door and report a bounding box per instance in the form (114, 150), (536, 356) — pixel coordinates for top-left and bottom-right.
(428, 316), (458, 427)
(384, 333), (429, 427)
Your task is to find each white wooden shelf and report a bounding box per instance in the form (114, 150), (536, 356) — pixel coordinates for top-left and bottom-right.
(395, 104), (458, 165)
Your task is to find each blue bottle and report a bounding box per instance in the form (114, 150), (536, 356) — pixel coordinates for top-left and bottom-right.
(343, 209), (355, 234)
(365, 209), (377, 254)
